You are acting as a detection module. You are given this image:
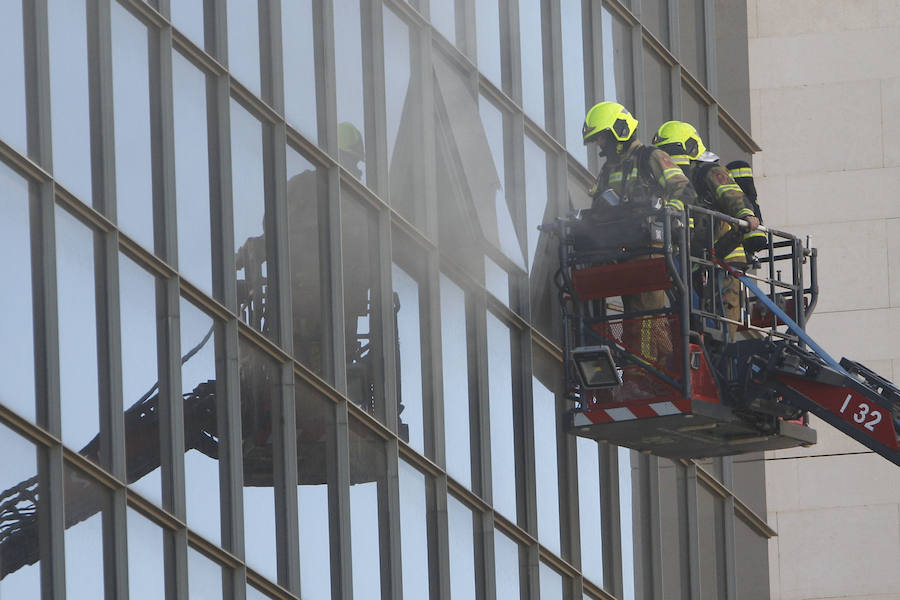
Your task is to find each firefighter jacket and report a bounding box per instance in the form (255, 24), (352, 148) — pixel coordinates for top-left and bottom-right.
(590, 141), (697, 212)
(690, 161), (756, 264)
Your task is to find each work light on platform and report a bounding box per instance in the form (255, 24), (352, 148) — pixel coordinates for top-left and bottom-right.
(573, 345), (622, 389)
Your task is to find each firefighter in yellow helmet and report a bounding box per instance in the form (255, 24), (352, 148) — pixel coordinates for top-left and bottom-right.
(583, 102), (697, 368)
(338, 121), (365, 179)
(651, 120), (760, 335)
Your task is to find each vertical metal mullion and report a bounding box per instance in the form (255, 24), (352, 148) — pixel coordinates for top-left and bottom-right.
(274, 362), (300, 593)
(502, 0), (520, 103)
(599, 444), (622, 599)
(458, 0), (476, 64)
(587, 1), (604, 176)
(685, 462), (701, 600)
(384, 440), (403, 600)
(668, 0), (683, 119)
(425, 252), (444, 463)
(87, 0), (117, 219)
(332, 401), (354, 599)
(364, 0), (389, 197)
(631, 21), (645, 131)
(519, 336), (538, 599)
(544, 0), (564, 142)
(477, 513), (497, 600)
(559, 389), (580, 568)
(703, 0), (716, 96)
(431, 476), (452, 600)
(379, 212), (398, 432)
(647, 455), (665, 599)
(416, 21), (438, 238)
(472, 292), (492, 504)
(722, 458), (737, 600)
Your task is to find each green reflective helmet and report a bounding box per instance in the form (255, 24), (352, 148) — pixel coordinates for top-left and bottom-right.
(651, 121), (707, 165)
(337, 121), (364, 162)
(582, 102), (638, 145)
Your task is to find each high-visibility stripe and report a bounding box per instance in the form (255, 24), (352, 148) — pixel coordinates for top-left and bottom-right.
(744, 230), (766, 240)
(662, 167), (682, 179)
(715, 183), (743, 198)
(729, 167), (753, 178)
(667, 199), (685, 211)
(725, 245), (747, 262)
(609, 172), (623, 183)
(736, 207), (755, 218)
(640, 316), (654, 361)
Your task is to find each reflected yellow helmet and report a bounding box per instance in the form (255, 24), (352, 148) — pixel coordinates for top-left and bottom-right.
(582, 102), (638, 145)
(651, 121), (706, 164)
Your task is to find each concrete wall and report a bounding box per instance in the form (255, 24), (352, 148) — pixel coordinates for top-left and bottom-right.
(747, 1), (900, 598)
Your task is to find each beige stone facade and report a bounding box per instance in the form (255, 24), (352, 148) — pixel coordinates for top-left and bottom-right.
(748, 1), (900, 598)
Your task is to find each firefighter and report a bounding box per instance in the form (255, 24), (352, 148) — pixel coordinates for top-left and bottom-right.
(726, 159), (767, 259)
(582, 102), (697, 367)
(651, 120), (759, 335)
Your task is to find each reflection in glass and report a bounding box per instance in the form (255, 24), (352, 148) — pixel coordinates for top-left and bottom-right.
(576, 438), (603, 586)
(348, 418), (387, 599)
(127, 508), (166, 600)
(341, 194), (384, 418)
(180, 298), (221, 545)
(239, 339), (279, 582)
(55, 206), (101, 457)
(0, 168), (35, 421)
(439, 274), (472, 487)
(119, 254), (162, 505)
(48, 0), (92, 202)
(679, 0), (707, 85)
(398, 461), (429, 597)
(0, 425), (42, 595)
(560, 1), (587, 164)
(334, 0), (367, 184)
(484, 256), (510, 307)
(247, 584), (271, 599)
(532, 375), (560, 555)
(479, 96), (524, 269)
(282, 0), (317, 140)
(540, 562), (564, 600)
(494, 530), (521, 600)
(171, 0), (205, 48)
(295, 378), (335, 599)
(173, 51), (214, 296)
(524, 137), (550, 272)
(447, 495), (476, 598)
(519, 0), (545, 127)
(486, 312), (516, 522)
(619, 446), (635, 600)
(642, 47), (672, 138)
(226, 0), (261, 96)
(475, 0), (502, 86)
(63, 464), (106, 599)
(391, 234), (427, 450)
(602, 6), (635, 114)
(430, 0), (455, 44)
(111, 2), (154, 251)
(0, 0), (27, 153)
(188, 547), (224, 599)
(286, 147), (329, 379)
(231, 100), (271, 336)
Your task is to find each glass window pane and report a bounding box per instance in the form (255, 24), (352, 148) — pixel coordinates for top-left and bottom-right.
(295, 379), (336, 599)
(484, 257), (510, 307)
(287, 147), (330, 379)
(282, 0), (317, 140)
(226, 0), (261, 96)
(247, 584), (271, 599)
(577, 438), (603, 586)
(349, 418), (388, 599)
(447, 495), (476, 599)
(111, 2), (154, 251)
(334, 0), (367, 183)
(231, 100), (271, 337)
(48, 0), (92, 202)
(487, 312), (517, 522)
(173, 51), (214, 296)
(539, 562), (564, 600)
(525, 139), (558, 338)
(0, 425), (42, 596)
(679, 0), (707, 85)
(239, 339), (279, 583)
(398, 461), (429, 597)
(188, 547), (224, 599)
(475, 0), (502, 87)
(479, 96), (524, 269)
(127, 508), (166, 599)
(524, 137), (549, 273)
(0, 0), (27, 153)
(384, 7), (425, 228)
(602, 7), (635, 114)
(171, 0), (205, 48)
(519, 0), (545, 127)
(642, 46), (672, 137)
(619, 446), (636, 600)
(643, 0), (669, 47)
(180, 298), (222, 545)
(440, 274), (472, 487)
(119, 254), (162, 506)
(431, 0), (455, 44)
(63, 464), (107, 598)
(342, 193), (385, 418)
(0, 167), (35, 422)
(659, 459), (686, 595)
(392, 233), (429, 452)
(532, 358), (560, 555)
(55, 206), (101, 458)
(494, 530), (521, 600)
(560, 1), (587, 164)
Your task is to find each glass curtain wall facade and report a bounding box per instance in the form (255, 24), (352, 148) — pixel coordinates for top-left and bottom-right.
(0, 0), (766, 598)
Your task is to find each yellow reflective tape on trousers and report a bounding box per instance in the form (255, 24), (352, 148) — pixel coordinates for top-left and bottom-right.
(725, 246), (747, 262)
(715, 183), (743, 198)
(609, 172), (623, 184)
(640, 316), (655, 361)
(729, 167), (753, 178)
